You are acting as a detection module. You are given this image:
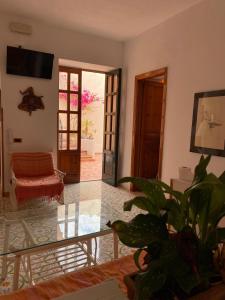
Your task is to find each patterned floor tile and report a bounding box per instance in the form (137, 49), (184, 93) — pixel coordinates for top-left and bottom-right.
(0, 181), (140, 293)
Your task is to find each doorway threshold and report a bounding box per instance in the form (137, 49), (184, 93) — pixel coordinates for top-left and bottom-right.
(80, 153), (103, 182)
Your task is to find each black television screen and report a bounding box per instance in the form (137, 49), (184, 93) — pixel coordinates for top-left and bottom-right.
(6, 46), (54, 79)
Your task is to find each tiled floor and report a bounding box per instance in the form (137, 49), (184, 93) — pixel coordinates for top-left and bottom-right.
(80, 153), (102, 181)
(0, 181), (139, 293)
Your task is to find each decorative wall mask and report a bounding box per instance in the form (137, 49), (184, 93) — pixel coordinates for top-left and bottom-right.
(18, 87), (44, 115)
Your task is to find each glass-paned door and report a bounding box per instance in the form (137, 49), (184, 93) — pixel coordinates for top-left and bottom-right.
(102, 69), (121, 186)
(58, 67), (81, 183)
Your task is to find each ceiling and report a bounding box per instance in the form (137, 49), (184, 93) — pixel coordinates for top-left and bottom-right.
(0, 0), (203, 41)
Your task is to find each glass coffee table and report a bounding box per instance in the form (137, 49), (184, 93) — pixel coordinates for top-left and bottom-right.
(0, 198), (121, 292)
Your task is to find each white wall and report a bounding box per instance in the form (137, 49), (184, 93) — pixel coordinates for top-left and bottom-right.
(121, 0), (225, 184)
(2, 0), (225, 191)
(0, 13), (123, 191)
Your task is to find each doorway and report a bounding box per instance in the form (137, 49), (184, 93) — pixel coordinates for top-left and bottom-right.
(80, 71), (105, 181)
(58, 65), (121, 186)
(131, 67), (167, 189)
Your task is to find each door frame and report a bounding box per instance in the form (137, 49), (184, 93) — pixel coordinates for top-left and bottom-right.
(0, 90), (4, 197)
(130, 67), (168, 190)
(57, 67), (108, 182)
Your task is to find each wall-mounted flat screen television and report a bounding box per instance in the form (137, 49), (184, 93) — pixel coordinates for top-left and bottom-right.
(6, 46), (54, 79)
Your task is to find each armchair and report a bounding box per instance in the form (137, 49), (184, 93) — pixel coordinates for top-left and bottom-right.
(10, 152), (65, 209)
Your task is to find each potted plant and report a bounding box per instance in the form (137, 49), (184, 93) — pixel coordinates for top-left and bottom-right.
(107, 155), (225, 299)
(81, 119), (96, 156)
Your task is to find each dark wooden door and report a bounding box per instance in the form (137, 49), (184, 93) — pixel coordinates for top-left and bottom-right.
(58, 67), (81, 183)
(0, 91), (4, 196)
(139, 81), (163, 179)
(102, 69), (121, 186)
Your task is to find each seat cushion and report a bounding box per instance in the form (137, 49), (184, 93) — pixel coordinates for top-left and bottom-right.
(15, 174), (64, 201)
(12, 152), (55, 177)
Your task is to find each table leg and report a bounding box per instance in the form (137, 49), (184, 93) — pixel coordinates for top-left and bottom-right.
(1, 256), (7, 281)
(13, 255), (21, 291)
(2, 223), (10, 280)
(27, 254), (33, 285)
(86, 239), (92, 266)
(113, 232), (119, 259)
(93, 238), (97, 264)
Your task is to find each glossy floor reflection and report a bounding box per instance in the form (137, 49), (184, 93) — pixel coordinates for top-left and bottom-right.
(0, 181), (138, 292)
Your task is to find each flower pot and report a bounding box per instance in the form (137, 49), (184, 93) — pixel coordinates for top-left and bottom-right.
(124, 272), (177, 300)
(81, 138), (95, 156)
(124, 272), (225, 300)
(124, 272), (136, 300)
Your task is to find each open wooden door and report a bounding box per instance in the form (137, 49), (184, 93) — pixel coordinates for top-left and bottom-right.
(58, 67), (81, 183)
(102, 69), (121, 186)
(0, 90), (4, 196)
(131, 67), (167, 191)
(139, 81), (164, 179)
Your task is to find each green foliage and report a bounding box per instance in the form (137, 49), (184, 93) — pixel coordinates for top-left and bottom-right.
(81, 119), (95, 139)
(107, 155), (225, 299)
(109, 214), (168, 248)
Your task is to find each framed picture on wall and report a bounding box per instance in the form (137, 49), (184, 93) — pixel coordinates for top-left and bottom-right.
(190, 89), (225, 157)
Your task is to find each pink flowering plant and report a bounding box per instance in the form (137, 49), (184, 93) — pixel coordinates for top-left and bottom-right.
(71, 83), (99, 109)
(60, 86), (99, 109)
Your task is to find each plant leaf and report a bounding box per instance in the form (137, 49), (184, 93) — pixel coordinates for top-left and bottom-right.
(219, 171), (225, 184)
(193, 155), (211, 184)
(207, 228), (225, 248)
(187, 172), (225, 241)
(189, 189), (205, 223)
(209, 183), (225, 220)
(163, 200), (184, 231)
(119, 177), (156, 196)
(123, 196), (158, 215)
(210, 205), (225, 229)
(133, 248), (146, 271)
(119, 177), (167, 211)
(160, 240), (199, 294)
(108, 214), (168, 248)
(151, 179), (184, 201)
(135, 260), (167, 300)
(198, 191), (211, 242)
(173, 263), (200, 294)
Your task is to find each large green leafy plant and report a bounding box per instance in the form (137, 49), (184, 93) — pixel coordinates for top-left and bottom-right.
(108, 156), (225, 299)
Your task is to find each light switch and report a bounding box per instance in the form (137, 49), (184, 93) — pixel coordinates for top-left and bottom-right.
(13, 138), (22, 143)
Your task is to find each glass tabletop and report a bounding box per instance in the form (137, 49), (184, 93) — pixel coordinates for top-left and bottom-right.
(0, 198), (122, 256)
